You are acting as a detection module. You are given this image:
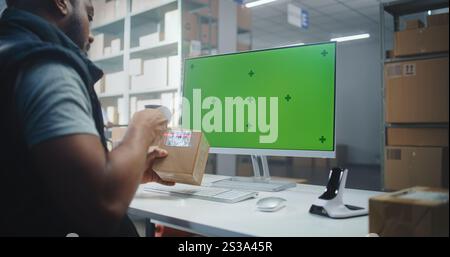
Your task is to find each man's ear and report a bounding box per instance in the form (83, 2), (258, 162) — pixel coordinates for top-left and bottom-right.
(53, 0), (72, 16)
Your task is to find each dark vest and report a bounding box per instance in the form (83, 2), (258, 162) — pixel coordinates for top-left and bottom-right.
(0, 8), (136, 236)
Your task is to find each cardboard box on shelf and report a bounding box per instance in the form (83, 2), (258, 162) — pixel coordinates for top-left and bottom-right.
(427, 13), (449, 27)
(111, 38), (122, 54)
(196, 0), (219, 19)
(130, 74), (146, 91)
(387, 128), (449, 147)
(404, 19), (424, 30)
(103, 46), (112, 56)
(165, 9), (181, 43)
(201, 24), (218, 47)
(394, 25), (449, 56)
(153, 130), (210, 185)
(143, 57), (168, 87)
(183, 12), (200, 41)
(129, 58), (143, 76)
(237, 6), (251, 30)
(237, 42), (251, 52)
(385, 57), (449, 123)
(385, 146), (449, 191)
(139, 33), (161, 47)
(369, 187), (449, 237)
(104, 71), (127, 94)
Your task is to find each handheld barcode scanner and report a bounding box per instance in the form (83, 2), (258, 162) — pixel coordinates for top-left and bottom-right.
(309, 168), (368, 219)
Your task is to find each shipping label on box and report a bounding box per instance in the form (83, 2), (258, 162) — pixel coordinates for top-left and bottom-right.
(153, 130), (210, 185)
(385, 57), (449, 123)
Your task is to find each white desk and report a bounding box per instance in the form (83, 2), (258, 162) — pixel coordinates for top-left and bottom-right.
(129, 174), (382, 237)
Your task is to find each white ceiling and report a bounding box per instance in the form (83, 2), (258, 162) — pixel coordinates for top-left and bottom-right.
(249, 0), (397, 48)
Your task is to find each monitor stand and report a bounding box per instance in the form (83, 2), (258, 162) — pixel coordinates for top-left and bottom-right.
(211, 155), (297, 192)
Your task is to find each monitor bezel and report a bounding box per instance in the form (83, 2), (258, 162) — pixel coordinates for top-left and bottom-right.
(181, 41), (337, 158)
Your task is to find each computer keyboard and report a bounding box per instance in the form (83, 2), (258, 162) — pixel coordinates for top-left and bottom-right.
(211, 178), (297, 192)
(143, 184), (258, 203)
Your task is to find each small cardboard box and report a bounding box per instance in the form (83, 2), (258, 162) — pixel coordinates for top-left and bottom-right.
(201, 24), (218, 47)
(385, 146), (449, 191)
(384, 57), (449, 123)
(153, 130), (210, 185)
(394, 25), (449, 56)
(237, 5), (251, 30)
(405, 19), (424, 30)
(387, 128), (448, 147)
(369, 187), (449, 237)
(183, 11), (200, 41)
(427, 13), (449, 27)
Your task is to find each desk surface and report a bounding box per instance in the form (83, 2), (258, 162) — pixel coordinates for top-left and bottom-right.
(129, 174), (382, 237)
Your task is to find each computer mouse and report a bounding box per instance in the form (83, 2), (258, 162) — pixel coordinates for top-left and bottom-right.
(256, 197), (286, 212)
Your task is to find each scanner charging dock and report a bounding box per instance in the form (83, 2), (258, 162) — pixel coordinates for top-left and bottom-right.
(309, 168), (368, 219)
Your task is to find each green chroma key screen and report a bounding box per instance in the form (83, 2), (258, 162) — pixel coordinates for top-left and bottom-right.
(182, 42), (336, 152)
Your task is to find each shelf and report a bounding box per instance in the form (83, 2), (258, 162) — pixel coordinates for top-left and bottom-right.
(238, 27), (251, 34)
(92, 17), (125, 35)
(92, 52), (124, 72)
(385, 52), (449, 63)
(383, 0), (449, 16)
(185, 0), (209, 13)
(131, 0), (178, 27)
(130, 41), (178, 59)
(98, 92), (124, 99)
(129, 86), (179, 96)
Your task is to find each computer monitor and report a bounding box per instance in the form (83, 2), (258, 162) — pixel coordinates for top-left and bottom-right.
(181, 42), (336, 191)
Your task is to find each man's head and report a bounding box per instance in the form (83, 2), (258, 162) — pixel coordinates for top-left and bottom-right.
(7, 0), (94, 53)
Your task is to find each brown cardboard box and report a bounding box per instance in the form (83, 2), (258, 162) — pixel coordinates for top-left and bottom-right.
(237, 6), (251, 30)
(385, 146), (449, 191)
(385, 57), (449, 123)
(237, 42), (251, 52)
(387, 128), (449, 147)
(405, 19), (424, 30)
(394, 25), (449, 56)
(183, 11), (199, 41)
(196, 0), (219, 19)
(153, 130), (210, 185)
(369, 187), (449, 237)
(201, 24), (218, 47)
(427, 13), (449, 27)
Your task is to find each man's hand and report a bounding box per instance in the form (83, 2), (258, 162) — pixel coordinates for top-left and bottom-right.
(142, 146), (175, 186)
(129, 109), (168, 147)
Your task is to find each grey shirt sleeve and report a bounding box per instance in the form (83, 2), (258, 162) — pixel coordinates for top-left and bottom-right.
(15, 61), (99, 148)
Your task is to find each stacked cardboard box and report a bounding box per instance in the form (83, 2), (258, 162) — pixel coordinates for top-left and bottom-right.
(385, 57), (449, 123)
(201, 24), (218, 47)
(394, 14), (449, 56)
(92, 0), (127, 27)
(385, 14), (449, 191)
(104, 71), (127, 94)
(237, 6), (251, 30)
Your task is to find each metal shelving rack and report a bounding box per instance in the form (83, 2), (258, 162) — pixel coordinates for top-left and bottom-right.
(379, 0), (449, 190)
